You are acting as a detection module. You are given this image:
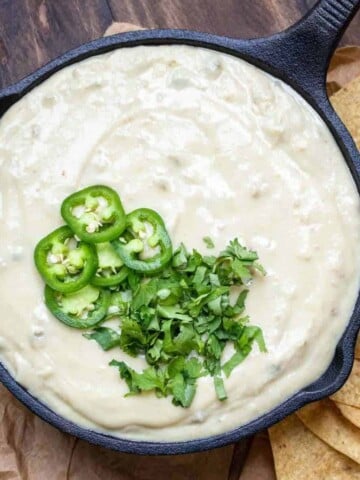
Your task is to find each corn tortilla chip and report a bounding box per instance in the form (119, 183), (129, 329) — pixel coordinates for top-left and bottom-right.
(331, 359), (360, 408)
(331, 74), (360, 149)
(269, 414), (360, 479)
(327, 46), (360, 95)
(337, 403), (360, 429)
(297, 399), (360, 464)
(104, 22), (144, 36)
(356, 335), (360, 360)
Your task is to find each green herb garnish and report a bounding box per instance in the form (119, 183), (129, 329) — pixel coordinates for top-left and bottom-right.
(203, 236), (215, 249)
(88, 239), (266, 407)
(83, 327), (121, 351)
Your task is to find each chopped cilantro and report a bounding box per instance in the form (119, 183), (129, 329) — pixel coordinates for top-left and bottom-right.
(85, 237), (267, 408)
(203, 236), (215, 249)
(83, 327), (121, 351)
(222, 351), (247, 377)
(214, 376), (228, 401)
(118, 318), (148, 356)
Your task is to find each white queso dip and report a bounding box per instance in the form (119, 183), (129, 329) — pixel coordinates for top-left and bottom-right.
(0, 45), (359, 441)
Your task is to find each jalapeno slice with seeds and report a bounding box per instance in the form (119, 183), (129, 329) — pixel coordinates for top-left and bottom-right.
(61, 185), (126, 243)
(92, 242), (129, 287)
(34, 226), (97, 293)
(112, 208), (172, 274)
(44, 284), (110, 329)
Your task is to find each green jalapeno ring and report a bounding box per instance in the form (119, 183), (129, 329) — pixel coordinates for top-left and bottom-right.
(61, 185), (126, 244)
(44, 284), (110, 329)
(92, 266), (129, 287)
(92, 242), (129, 287)
(112, 208), (172, 275)
(34, 226), (98, 294)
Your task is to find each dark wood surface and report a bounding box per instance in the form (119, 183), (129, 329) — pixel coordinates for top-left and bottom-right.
(0, 1), (358, 476)
(0, 0), (359, 89)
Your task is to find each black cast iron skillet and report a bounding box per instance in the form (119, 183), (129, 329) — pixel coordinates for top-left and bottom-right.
(0, 0), (359, 455)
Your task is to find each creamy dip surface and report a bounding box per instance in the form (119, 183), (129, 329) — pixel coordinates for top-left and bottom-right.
(0, 45), (360, 441)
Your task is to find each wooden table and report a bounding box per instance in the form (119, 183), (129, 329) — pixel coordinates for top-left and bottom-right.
(0, 0), (359, 89)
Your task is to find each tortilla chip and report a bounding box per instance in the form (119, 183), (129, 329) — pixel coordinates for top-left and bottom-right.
(327, 46), (360, 95)
(356, 335), (360, 360)
(337, 403), (360, 429)
(331, 359), (360, 408)
(297, 399), (360, 464)
(269, 414), (360, 479)
(331, 74), (360, 149)
(104, 22), (144, 37)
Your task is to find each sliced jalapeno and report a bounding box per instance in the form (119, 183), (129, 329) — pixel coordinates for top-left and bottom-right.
(92, 242), (129, 287)
(44, 284), (110, 329)
(112, 208), (172, 274)
(34, 226), (97, 294)
(61, 185), (126, 243)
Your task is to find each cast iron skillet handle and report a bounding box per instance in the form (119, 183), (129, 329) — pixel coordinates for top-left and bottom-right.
(241, 0), (360, 100)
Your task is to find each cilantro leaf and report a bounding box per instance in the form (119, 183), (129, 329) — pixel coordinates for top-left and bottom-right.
(131, 279), (159, 311)
(214, 376), (227, 401)
(194, 315), (221, 335)
(222, 351), (247, 377)
(204, 334), (223, 375)
(184, 357), (204, 378)
(133, 366), (167, 395)
(168, 357), (203, 407)
(169, 373), (197, 408)
(146, 338), (163, 364)
(203, 236), (215, 249)
(172, 244), (188, 269)
(83, 327), (121, 351)
(119, 318), (147, 356)
(156, 304), (192, 322)
(127, 270), (142, 291)
(238, 326), (267, 353)
(206, 335), (223, 360)
(110, 361), (167, 396)
(221, 238), (258, 262)
(109, 360), (140, 394)
(231, 259), (252, 284)
(222, 326), (267, 377)
(162, 321), (201, 355)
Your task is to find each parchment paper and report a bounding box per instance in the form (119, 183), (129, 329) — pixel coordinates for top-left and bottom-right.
(0, 22), (359, 480)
